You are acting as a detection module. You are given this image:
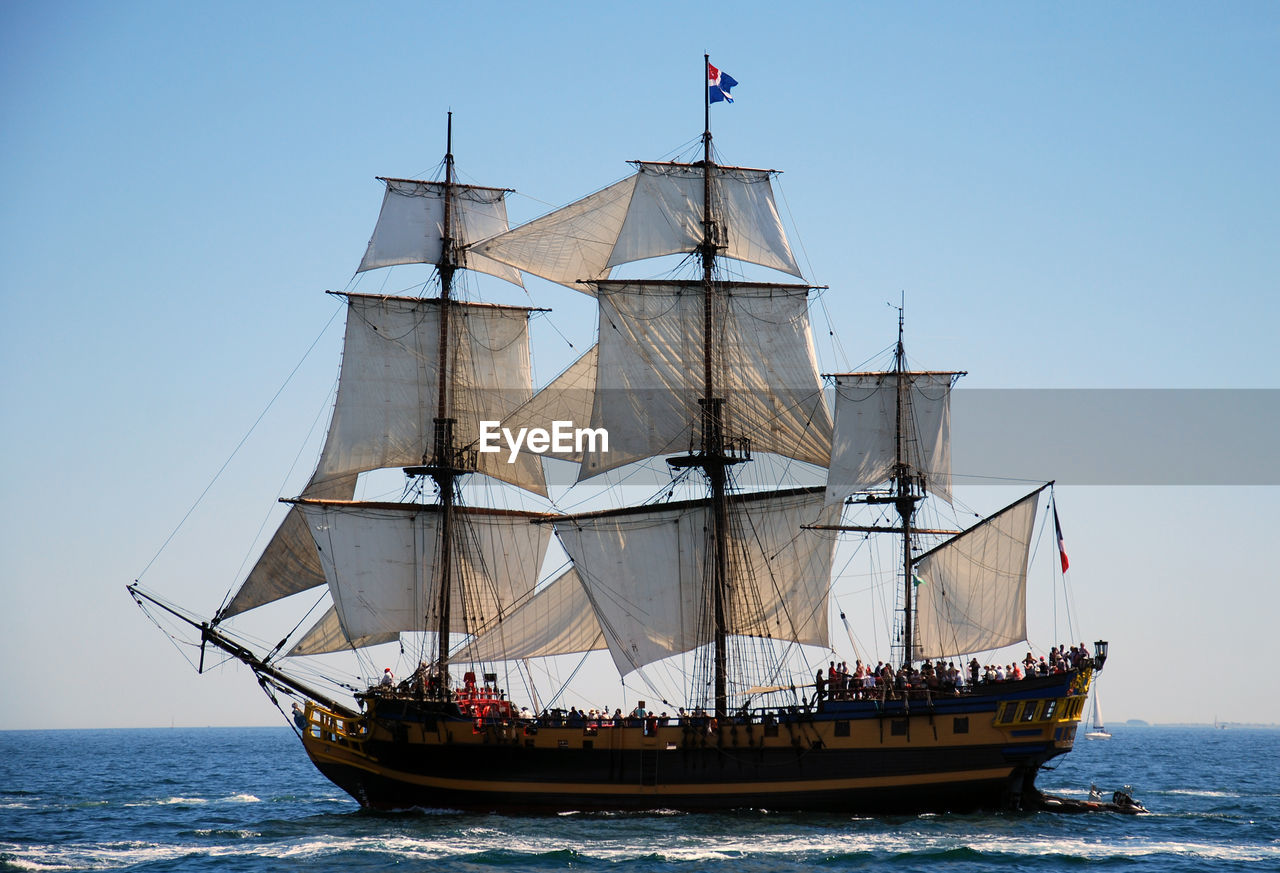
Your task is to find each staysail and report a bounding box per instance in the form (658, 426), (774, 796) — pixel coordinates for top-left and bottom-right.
(455, 566), (606, 662)
(493, 344), (598, 464)
(826, 371), (959, 505)
(287, 605), (398, 657)
(472, 162), (802, 289)
(912, 487), (1045, 659)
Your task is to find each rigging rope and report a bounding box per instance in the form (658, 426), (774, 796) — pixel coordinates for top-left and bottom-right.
(137, 303), (343, 585)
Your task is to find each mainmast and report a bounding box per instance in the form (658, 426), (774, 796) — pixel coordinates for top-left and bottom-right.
(471, 62), (819, 714)
(670, 55), (743, 719)
(703, 60), (731, 722)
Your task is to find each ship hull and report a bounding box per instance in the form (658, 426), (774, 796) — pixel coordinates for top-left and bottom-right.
(299, 670), (1089, 813)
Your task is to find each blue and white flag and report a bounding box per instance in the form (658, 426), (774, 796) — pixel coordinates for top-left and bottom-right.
(708, 62), (738, 104)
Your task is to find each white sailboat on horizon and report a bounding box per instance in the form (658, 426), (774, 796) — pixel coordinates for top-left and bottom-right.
(1086, 686), (1112, 739)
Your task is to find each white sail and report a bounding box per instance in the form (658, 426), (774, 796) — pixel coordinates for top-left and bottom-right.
(220, 294), (545, 619)
(295, 501), (552, 643)
(455, 567), (606, 662)
(220, 474), (356, 618)
(287, 605), (398, 657)
(495, 344), (598, 464)
(581, 281), (831, 478)
(826, 371), (957, 505)
(554, 488), (837, 675)
(1085, 688), (1111, 737)
(357, 178), (523, 286)
(473, 162), (802, 289)
(313, 294), (544, 494)
(913, 489), (1041, 659)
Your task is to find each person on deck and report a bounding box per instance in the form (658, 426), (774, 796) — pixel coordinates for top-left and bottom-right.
(380, 668), (394, 687)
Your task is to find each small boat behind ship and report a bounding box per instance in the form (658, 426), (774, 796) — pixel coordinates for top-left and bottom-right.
(1086, 687), (1112, 739)
(131, 59), (1108, 813)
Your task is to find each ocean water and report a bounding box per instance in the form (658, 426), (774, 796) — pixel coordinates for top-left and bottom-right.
(1, 725), (1276, 871)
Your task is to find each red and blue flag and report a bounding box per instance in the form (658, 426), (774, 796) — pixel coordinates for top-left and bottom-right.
(708, 63), (738, 104)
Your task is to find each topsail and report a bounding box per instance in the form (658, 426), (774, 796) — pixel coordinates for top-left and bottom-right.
(358, 178), (523, 285)
(581, 280), (831, 478)
(826, 371), (959, 505)
(473, 162), (802, 288)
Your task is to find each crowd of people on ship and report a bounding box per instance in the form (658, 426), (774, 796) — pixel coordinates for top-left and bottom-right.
(359, 643), (1095, 726)
(527, 702), (776, 734)
(815, 643), (1094, 702)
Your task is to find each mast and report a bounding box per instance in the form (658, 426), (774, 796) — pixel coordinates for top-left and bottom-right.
(824, 312), (966, 664)
(891, 306), (922, 665)
(667, 56), (739, 719)
(425, 113), (462, 686)
(701, 56), (732, 721)
(436, 115), (455, 682)
(701, 54), (732, 720)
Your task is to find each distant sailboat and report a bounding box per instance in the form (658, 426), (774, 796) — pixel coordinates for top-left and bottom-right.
(1086, 688), (1111, 739)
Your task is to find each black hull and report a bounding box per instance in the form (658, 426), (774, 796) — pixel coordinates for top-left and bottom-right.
(314, 759), (1022, 814)
(299, 671), (1088, 813)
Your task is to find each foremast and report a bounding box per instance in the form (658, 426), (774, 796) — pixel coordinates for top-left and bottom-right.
(405, 112), (466, 684)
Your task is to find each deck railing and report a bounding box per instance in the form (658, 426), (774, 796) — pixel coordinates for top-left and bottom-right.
(303, 701), (368, 752)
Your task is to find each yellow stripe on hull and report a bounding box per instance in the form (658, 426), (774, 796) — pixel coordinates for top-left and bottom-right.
(304, 736), (1015, 797)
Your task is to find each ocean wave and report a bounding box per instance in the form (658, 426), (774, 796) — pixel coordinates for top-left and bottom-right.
(0, 840), (174, 872)
(222, 793), (261, 803)
(118, 792), (263, 809)
(554, 807), (686, 818)
(136, 796), (207, 807)
(4, 829), (1279, 871)
(189, 828), (261, 839)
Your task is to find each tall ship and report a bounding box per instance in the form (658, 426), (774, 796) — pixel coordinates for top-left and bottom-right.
(131, 61), (1106, 813)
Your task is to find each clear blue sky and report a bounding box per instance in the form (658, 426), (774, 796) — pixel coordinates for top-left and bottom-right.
(2, 1), (1277, 729)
